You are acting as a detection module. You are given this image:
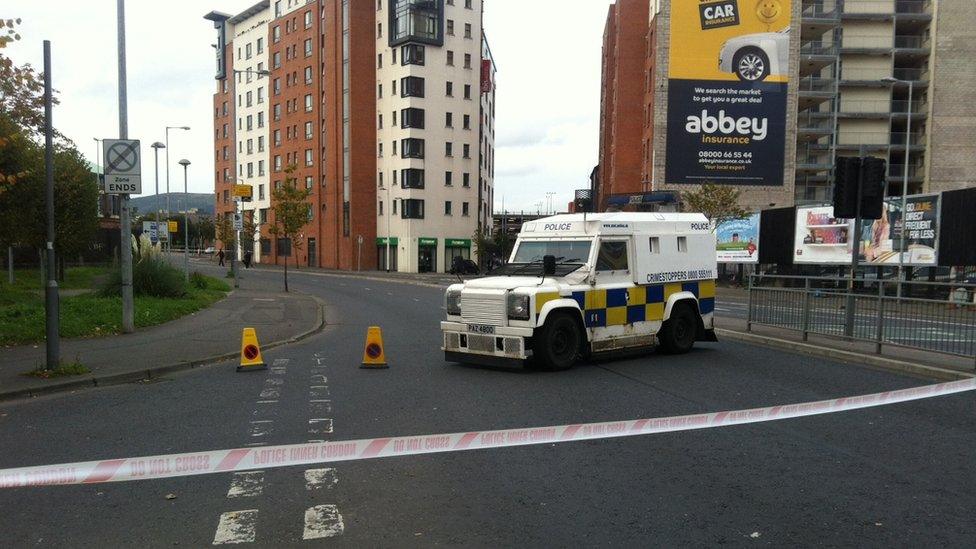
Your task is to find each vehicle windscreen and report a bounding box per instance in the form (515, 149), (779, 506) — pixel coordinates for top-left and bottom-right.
(511, 240), (592, 264)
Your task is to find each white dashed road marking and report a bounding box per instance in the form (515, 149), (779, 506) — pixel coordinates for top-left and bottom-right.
(308, 418), (334, 435)
(227, 472), (265, 498)
(258, 388), (280, 399)
(303, 505), (345, 540)
(213, 510), (258, 545)
(304, 468), (338, 491)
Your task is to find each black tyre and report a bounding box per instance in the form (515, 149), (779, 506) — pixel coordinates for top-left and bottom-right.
(733, 47), (769, 82)
(658, 302), (698, 355)
(535, 313), (582, 371)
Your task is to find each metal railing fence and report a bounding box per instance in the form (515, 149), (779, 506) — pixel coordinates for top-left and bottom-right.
(747, 275), (976, 365)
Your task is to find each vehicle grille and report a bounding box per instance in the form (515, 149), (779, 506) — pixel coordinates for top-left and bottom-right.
(460, 293), (507, 325)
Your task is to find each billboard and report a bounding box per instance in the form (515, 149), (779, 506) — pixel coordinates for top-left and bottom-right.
(792, 194), (940, 265)
(665, 0), (792, 186)
(716, 213), (760, 263)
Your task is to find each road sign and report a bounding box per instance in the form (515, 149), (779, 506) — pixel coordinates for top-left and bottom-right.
(233, 184), (253, 202)
(141, 221), (168, 242)
(168, 220), (178, 233)
(102, 139), (142, 194)
(233, 213), (243, 231)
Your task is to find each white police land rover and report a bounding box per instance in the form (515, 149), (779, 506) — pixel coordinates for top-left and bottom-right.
(441, 212), (719, 370)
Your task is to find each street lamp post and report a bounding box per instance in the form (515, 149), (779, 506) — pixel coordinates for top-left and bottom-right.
(164, 125), (190, 252)
(882, 76), (914, 297)
(151, 142), (165, 244)
(179, 159), (191, 282)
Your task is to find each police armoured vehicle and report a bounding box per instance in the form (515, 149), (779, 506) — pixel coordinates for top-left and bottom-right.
(442, 212), (718, 370)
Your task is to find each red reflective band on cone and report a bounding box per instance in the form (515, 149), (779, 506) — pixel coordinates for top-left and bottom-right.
(1, 378), (973, 489)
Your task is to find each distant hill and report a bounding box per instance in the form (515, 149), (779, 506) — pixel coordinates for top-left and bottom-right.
(129, 193), (214, 216)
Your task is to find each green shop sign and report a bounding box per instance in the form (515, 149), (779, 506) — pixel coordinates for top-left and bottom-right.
(445, 239), (471, 248)
(418, 237), (438, 247)
(375, 237), (399, 246)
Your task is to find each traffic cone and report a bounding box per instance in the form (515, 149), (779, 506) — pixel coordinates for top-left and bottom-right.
(237, 327), (267, 372)
(360, 326), (388, 368)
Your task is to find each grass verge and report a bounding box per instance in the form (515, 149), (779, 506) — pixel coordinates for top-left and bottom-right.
(0, 270), (230, 346)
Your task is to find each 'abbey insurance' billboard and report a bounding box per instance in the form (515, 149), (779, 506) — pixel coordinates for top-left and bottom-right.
(665, 0), (792, 186)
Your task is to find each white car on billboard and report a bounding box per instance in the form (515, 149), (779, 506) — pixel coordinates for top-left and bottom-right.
(718, 27), (790, 82)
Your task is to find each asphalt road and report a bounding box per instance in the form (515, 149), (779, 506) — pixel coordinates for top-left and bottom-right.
(1, 261), (975, 547)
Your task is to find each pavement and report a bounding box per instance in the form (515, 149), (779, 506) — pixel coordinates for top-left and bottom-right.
(0, 286), (323, 401)
(1, 260), (975, 546)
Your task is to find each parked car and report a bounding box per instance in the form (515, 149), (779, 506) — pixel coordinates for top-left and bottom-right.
(450, 256), (480, 275)
(203, 246), (216, 254)
(718, 27), (791, 82)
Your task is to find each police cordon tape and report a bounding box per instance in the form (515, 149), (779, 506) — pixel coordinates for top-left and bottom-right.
(2, 378), (974, 489)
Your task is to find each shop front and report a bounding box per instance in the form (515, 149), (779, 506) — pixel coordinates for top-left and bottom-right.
(444, 238), (472, 272)
(418, 237), (438, 273)
(376, 237), (399, 271)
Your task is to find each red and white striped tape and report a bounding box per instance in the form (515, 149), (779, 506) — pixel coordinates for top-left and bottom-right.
(2, 378), (973, 489)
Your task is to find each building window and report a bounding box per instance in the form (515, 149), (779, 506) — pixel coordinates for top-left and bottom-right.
(401, 168), (425, 189)
(258, 184), (265, 200)
(258, 136), (265, 152)
(246, 115), (253, 130)
(401, 44), (425, 65)
(462, 201), (469, 216)
(445, 201), (452, 216)
(445, 142), (453, 156)
(272, 25), (281, 43)
(392, 79), (397, 96)
(245, 43), (252, 59)
(257, 37), (264, 54)
(401, 198), (425, 219)
(400, 76), (425, 98)
(305, 94), (313, 111)
(401, 108), (425, 129)
(463, 114), (470, 129)
(273, 104), (281, 120)
(247, 139), (254, 154)
(304, 66), (313, 84)
(273, 130), (281, 146)
(462, 143), (470, 158)
(305, 149), (313, 166)
(379, 200), (384, 216)
(445, 81), (453, 96)
(273, 78), (281, 95)
(446, 50), (454, 66)
(392, 110), (397, 126)
(305, 121), (313, 139)
(392, 198), (398, 214)
(258, 160), (265, 176)
(445, 112), (453, 127)
(304, 10), (312, 28)
(464, 53), (472, 69)
(257, 87), (265, 104)
(274, 155), (282, 171)
(389, 0), (443, 46)
(377, 22), (383, 38)
(462, 172), (470, 187)
(464, 23), (472, 39)
(392, 47), (397, 63)
(247, 162), (254, 177)
(378, 113), (383, 129)
(378, 143), (384, 157)
(304, 38), (313, 57)
(446, 19), (454, 35)
(378, 83), (383, 98)
(392, 140), (397, 156)
(463, 84), (471, 99)
(402, 138), (425, 159)
(378, 172), (384, 187)
(306, 176), (313, 189)
(257, 112), (265, 128)
(274, 0), (282, 17)
(445, 171), (452, 186)
(465, 0), (472, 8)
(377, 53), (383, 68)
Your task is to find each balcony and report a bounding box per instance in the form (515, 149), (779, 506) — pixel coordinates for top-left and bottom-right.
(840, 0), (932, 20)
(799, 43), (838, 76)
(835, 131), (926, 150)
(800, 1), (840, 37)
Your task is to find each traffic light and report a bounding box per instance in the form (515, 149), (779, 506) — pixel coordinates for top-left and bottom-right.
(832, 157), (861, 219)
(859, 157), (887, 220)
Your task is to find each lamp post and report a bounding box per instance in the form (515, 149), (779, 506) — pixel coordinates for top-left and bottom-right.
(151, 142), (165, 245)
(165, 125), (190, 252)
(546, 192), (556, 215)
(881, 76), (914, 297)
(178, 159), (191, 282)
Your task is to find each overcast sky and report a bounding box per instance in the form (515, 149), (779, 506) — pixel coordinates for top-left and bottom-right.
(6, 0), (612, 214)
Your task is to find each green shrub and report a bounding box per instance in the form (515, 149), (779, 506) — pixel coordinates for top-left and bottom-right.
(99, 257), (187, 298)
(190, 271), (208, 290)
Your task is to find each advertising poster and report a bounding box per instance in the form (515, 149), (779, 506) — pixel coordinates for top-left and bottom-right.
(665, 0), (792, 186)
(716, 213), (760, 263)
(792, 194), (940, 265)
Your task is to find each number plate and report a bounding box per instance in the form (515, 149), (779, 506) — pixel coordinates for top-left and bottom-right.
(467, 324), (496, 335)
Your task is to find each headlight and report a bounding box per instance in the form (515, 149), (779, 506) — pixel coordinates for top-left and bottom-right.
(507, 293), (530, 321)
(445, 289), (462, 316)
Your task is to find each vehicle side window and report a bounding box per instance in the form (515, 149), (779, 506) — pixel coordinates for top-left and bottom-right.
(596, 241), (628, 272)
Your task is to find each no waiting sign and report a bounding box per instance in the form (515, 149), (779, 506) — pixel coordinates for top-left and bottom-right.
(102, 139), (142, 195)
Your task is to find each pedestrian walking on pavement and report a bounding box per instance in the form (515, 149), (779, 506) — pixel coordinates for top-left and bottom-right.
(243, 250), (253, 269)
(217, 248), (225, 267)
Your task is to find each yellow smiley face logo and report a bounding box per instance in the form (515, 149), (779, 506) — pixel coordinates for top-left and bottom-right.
(756, 0), (782, 24)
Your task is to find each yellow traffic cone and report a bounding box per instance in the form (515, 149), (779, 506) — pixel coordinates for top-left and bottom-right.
(237, 327), (267, 372)
(360, 326), (388, 368)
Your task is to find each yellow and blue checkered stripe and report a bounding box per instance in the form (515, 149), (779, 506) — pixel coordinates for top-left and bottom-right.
(535, 280), (715, 328)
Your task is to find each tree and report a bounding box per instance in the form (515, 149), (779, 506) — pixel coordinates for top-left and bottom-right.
(269, 167), (311, 292)
(214, 213), (233, 253)
(681, 183), (749, 231)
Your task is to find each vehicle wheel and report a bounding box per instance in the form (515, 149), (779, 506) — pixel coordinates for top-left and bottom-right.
(535, 313), (582, 371)
(733, 48), (769, 82)
(658, 303), (698, 354)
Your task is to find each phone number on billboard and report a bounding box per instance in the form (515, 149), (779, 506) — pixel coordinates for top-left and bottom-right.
(699, 151), (753, 159)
